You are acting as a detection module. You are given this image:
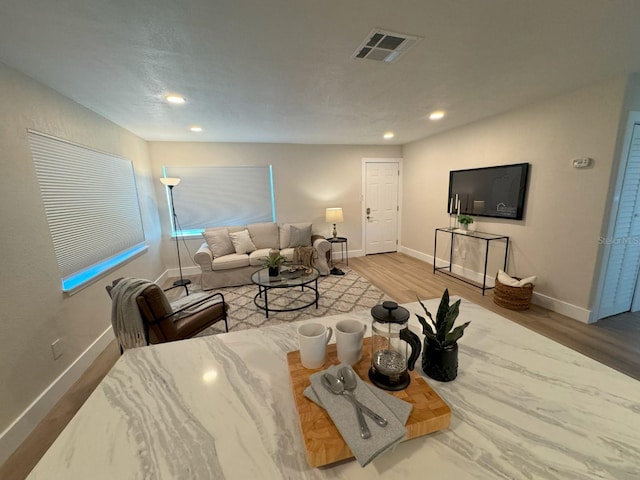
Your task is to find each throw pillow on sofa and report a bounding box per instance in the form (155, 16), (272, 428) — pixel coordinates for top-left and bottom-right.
(280, 222), (312, 249)
(203, 227), (235, 258)
(230, 229), (257, 255)
(289, 224), (312, 247)
(247, 222), (279, 249)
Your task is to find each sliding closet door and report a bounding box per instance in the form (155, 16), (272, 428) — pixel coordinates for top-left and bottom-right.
(597, 121), (640, 319)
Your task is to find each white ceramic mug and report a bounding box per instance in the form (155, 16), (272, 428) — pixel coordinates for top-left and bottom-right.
(298, 323), (333, 369)
(335, 319), (367, 365)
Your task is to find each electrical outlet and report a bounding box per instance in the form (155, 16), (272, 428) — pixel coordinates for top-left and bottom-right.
(460, 250), (467, 260)
(51, 339), (63, 360)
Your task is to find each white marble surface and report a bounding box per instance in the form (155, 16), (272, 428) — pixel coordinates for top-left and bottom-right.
(27, 298), (640, 479)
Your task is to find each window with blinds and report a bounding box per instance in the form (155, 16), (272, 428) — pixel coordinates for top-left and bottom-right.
(162, 165), (275, 235)
(29, 130), (147, 293)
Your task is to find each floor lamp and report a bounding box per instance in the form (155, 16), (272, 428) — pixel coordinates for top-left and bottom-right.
(160, 177), (191, 295)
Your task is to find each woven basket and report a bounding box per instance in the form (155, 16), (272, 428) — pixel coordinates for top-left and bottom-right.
(493, 274), (534, 310)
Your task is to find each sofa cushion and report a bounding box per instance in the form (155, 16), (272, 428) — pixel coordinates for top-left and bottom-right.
(289, 224), (312, 247)
(279, 223), (312, 249)
(249, 248), (272, 266)
(211, 253), (250, 271)
(280, 248), (295, 262)
(247, 222), (279, 249)
(202, 227), (235, 258)
(230, 229), (257, 254)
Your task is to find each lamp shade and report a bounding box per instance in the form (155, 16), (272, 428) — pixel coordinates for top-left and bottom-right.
(325, 207), (344, 223)
(160, 177), (181, 187)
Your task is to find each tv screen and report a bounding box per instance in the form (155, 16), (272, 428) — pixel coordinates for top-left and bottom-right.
(448, 163), (530, 220)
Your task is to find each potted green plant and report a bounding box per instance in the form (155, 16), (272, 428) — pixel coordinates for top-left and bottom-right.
(457, 214), (474, 231)
(263, 250), (286, 277)
(416, 289), (470, 381)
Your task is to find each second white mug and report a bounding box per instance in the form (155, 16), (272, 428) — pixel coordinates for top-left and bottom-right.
(335, 319), (367, 365)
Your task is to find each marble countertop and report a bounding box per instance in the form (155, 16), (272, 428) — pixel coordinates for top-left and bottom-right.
(27, 298), (640, 479)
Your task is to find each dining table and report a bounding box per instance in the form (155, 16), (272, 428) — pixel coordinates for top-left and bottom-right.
(26, 298), (640, 479)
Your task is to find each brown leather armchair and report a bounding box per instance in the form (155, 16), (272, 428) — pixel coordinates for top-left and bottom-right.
(107, 279), (228, 347)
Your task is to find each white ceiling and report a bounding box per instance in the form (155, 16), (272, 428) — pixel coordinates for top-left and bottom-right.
(2, 0), (640, 145)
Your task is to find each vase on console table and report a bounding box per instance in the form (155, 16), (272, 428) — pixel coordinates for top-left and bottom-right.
(415, 288), (471, 382)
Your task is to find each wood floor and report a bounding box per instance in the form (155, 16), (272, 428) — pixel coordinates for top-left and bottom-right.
(2, 252), (638, 479)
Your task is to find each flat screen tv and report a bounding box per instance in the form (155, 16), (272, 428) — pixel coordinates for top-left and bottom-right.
(448, 163), (530, 220)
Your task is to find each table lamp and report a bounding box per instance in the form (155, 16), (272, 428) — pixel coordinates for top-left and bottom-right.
(325, 207), (344, 238)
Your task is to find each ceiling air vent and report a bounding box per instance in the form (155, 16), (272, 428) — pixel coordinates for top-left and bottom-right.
(352, 29), (420, 63)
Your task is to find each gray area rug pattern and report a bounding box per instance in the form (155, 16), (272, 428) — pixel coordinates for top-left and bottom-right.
(193, 268), (387, 335)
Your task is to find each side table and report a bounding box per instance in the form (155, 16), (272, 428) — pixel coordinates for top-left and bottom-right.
(327, 236), (348, 275)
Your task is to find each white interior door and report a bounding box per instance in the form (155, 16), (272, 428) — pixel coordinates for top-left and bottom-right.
(364, 160), (399, 254)
(597, 120), (640, 319)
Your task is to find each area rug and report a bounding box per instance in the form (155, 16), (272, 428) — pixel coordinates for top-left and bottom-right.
(191, 268), (387, 335)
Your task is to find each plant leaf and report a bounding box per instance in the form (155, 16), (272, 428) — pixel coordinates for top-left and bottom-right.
(444, 321), (470, 346)
(441, 299), (461, 338)
(417, 297), (434, 322)
(424, 331), (437, 344)
(435, 289), (450, 329)
(416, 314), (434, 336)
(437, 298), (459, 343)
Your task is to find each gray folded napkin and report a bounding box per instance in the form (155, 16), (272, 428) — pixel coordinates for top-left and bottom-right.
(304, 364), (412, 467)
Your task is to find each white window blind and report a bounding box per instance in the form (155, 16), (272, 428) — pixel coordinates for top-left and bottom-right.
(29, 130), (147, 292)
(163, 165), (275, 235)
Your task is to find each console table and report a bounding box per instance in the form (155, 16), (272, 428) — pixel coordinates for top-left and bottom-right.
(433, 227), (509, 295)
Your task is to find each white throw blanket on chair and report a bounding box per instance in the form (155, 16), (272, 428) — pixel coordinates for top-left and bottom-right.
(110, 278), (157, 350)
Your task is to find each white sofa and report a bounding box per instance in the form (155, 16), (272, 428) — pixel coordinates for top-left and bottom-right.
(194, 222), (331, 290)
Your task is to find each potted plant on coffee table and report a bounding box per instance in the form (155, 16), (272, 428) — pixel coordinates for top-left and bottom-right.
(263, 250), (286, 277)
(416, 289), (470, 382)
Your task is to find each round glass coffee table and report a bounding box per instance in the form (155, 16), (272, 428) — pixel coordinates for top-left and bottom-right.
(251, 265), (320, 318)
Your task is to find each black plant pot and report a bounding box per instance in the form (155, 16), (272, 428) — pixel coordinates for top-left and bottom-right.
(268, 266), (279, 277)
(422, 341), (458, 382)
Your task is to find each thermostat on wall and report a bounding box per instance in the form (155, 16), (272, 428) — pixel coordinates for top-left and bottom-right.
(572, 157), (592, 168)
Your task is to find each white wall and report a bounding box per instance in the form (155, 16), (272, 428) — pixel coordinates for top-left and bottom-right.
(401, 77), (628, 320)
(148, 142), (402, 270)
(0, 63), (164, 462)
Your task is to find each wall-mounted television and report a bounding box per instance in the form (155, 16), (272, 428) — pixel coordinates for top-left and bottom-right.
(448, 163), (530, 220)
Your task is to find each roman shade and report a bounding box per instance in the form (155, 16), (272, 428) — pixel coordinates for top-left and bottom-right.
(162, 165), (275, 235)
(29, 130), (146, 292)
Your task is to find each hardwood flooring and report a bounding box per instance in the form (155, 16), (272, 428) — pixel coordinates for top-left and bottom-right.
(2, 253), (638, 479)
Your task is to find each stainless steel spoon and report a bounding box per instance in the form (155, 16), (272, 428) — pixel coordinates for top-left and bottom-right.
(322, 373), (371, 439)
(338, 367), (388, 427)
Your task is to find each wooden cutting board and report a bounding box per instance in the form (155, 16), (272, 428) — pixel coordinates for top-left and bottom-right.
(287, 337), (451, 468)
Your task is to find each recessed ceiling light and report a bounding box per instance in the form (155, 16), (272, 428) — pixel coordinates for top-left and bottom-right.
(429, 111), (445, 120)
(190, 126), (203, 132)
(165, 95), (186, 104)
(383, 132), (395, 140)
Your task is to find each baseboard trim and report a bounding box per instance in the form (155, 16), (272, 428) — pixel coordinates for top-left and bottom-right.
(0, 326), (115, 465)
(531, 291), (593, 324)
(399, 246), (496, 287)
(399, 246), (592, 324)
(161, 266), (200, 281)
